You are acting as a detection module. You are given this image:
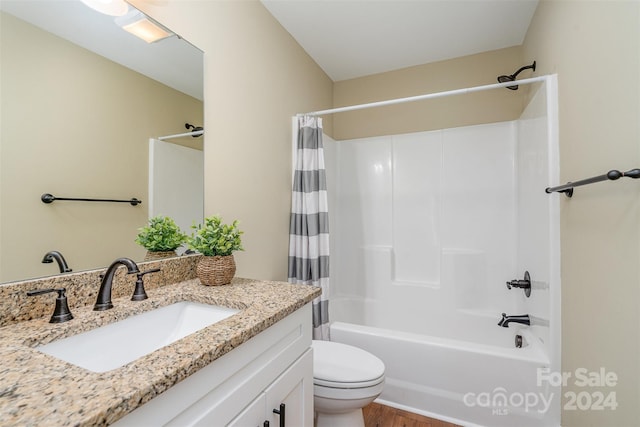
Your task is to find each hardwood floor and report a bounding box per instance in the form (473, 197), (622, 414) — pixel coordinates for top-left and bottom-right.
(363, 402), (461, 427)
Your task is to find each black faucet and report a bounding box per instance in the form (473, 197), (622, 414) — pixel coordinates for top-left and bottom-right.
(132, 268), (161, 301)
(94, 258), (140, 311)
(27, 288), (74, 323)
(506, 271), (532, 297)
(42, 251), (72, 273)
(498, 313), (530, 328)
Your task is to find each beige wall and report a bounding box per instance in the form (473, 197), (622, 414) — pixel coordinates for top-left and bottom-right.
(134, 1), (640, 425)
(332, 46), (526, 140)
(130, 0), (333, 281)
(524, 1), (640, 426)
(0, 12), (203, 283)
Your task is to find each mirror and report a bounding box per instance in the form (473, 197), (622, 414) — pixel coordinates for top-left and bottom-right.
(0, 0), (204, 284)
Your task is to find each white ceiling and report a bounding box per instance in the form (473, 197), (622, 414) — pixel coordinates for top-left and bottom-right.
(261, 0), (539, 81)
(0, 0), (203, 100)
(1, 1), (539, 95)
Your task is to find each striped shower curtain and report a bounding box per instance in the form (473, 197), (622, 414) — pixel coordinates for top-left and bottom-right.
(288, 116), (330, 340)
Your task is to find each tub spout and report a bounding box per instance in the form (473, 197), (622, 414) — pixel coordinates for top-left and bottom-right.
(498, 313), (530, 328)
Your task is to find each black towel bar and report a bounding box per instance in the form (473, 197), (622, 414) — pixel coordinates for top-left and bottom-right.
(41, 193), (142, 206)
(545, 168), (640, 197)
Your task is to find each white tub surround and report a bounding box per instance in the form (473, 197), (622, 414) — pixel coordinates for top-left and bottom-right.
(325, 77), (560, 427)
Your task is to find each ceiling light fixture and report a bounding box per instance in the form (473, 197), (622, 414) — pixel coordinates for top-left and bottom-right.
(114, 9), (174, 43)
(80, 0), (128, 17)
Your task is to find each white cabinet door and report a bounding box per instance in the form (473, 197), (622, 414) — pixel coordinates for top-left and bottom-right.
(265, 349), (314, 427)
(228, 394), (266, 427)
(227, 349), (314, 427)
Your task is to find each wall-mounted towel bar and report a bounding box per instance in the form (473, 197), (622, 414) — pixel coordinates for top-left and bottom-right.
(545, 168), (640, 197)
(41, 193), (142, 206)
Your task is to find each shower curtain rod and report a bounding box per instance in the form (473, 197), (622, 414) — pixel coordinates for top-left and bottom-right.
(157, 130), (204, 141)
(297, 75), (548, 117)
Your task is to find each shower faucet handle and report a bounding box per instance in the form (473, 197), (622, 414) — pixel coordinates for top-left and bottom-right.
(506, 271), (531, 297)
(506, 280), (529, 288)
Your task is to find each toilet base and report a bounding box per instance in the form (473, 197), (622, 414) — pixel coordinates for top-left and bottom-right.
(316, 409), (364, 427)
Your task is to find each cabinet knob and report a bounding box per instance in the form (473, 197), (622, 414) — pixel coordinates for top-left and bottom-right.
(272, 403), (285, 427)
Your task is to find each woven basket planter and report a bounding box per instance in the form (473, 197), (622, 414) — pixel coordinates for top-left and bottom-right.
(144, 250), (176, 261)
(197, 255), (236, 286)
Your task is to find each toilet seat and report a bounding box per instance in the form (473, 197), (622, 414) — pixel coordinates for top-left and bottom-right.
(312, 340), (385, 389)
(314, 379), (385, 400)
(312, 340), (386, 427)
(314, 375), (385, 389)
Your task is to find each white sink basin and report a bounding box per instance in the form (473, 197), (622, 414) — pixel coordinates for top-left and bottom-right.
(36, 301), (239, 372)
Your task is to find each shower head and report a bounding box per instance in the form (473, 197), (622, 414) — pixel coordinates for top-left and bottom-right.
(497, 61), (536, 90)
(185, 123), (204, 137)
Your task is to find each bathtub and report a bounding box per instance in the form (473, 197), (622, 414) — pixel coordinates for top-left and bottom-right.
(330, 320), (560, 427)
(324, 80), (561, 426)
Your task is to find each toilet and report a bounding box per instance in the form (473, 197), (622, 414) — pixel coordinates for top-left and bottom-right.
(312, 340), (385, 427)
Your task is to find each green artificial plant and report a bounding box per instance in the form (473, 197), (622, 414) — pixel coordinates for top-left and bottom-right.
(135, 215), (187, 252)
(188, 215), (244, 257)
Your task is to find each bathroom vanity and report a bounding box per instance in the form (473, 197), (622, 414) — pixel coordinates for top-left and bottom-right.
(113, 302), (313, 426)
(0, 271), (320, 426)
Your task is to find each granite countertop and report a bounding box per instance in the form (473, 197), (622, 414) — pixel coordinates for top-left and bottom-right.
(0, 278), (320, 426)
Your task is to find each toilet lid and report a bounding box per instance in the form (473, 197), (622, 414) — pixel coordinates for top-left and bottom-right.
(312, 340), (385, 387)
